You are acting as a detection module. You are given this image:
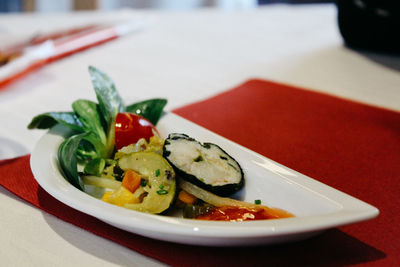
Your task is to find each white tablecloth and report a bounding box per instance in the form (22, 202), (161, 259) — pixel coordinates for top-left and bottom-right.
(0, 4), (399, 266)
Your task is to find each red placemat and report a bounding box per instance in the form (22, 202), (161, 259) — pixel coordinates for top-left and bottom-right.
(1, 79), (399, 266)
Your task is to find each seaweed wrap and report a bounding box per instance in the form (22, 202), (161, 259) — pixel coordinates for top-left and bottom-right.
(163, 133), (244, 196)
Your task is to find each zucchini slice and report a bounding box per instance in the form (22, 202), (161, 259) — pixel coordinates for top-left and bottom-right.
(163, 133), (244, 196)
(118, 151), (176, 214)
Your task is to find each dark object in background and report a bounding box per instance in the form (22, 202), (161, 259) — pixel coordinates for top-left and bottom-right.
(337, 0), (400, 53)
(0, 0), (22, 12)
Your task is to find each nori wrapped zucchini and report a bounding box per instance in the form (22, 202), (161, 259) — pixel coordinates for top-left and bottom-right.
(163, 133), (244, 196)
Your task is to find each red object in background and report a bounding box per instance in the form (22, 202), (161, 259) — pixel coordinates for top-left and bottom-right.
(0, 25), (117, 89)
(114, 112), (157, 149)
(1, 25), (97, 57)
(1, 79), (399, 266)
(0, 23), (140, 89)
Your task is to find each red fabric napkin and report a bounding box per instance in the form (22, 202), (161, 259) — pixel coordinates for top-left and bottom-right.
(1, 79), (399, 266)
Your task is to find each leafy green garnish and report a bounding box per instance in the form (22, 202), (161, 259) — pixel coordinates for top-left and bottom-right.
(72, 99), (111, 158)
(76, 138), (98, 161)
(88, 66), (125, 128)
(126, 98), (167, 125)
(84, 158), (106, 176)
(28, 66), (168, 191)
(27, 112), (84, 131)
(58, 132), (88, 190)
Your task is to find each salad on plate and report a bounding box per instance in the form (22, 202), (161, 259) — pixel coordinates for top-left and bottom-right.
(28, 66), (293, 221)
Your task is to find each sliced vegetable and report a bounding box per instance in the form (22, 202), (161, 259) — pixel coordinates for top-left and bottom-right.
(118, 151), (176, 214)
(82, 175), (121, 190)
(163, 133), (244, 196)
(102, 186), (140, 206)
(116, 135), (164, 157)
(178, 190), (197, 205)
(102, 191), (113, 202)
(180, 180), (294, 219)
(122, 169), (142, 193)
(115, 112), (158, 150)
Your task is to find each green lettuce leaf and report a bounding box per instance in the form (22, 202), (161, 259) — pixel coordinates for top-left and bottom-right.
(27, 112), (83, 131)
(58, 132), (89, 190)
(126, 98), (167, 125)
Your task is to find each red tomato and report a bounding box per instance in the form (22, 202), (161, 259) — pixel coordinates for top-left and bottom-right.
(114, 112), (158, 149)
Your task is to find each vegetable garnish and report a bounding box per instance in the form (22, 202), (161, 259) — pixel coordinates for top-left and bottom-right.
(179, 180), (294, 220)
(28, 66), (293, 220)
(178, 190), (197, 205)
(28, 66), (167, 191)
(163, 133), (244, 196)
(121, 169), (141, 193)
(114, 112), (158, 150)
(157, 189), (169, 195)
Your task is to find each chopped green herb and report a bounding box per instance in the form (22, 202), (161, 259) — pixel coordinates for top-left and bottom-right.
(140, 179), (147, 187)
(159, 184), (164, 189)
(254, 199), (261, 205)
(155, 169), (161, 177)
(157, 189), (168, 195)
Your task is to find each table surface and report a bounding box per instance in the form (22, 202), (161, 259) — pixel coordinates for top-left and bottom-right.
(1, 4), (399, 266)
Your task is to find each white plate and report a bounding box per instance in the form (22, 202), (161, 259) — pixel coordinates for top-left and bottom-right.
(30, 113), (379, 246)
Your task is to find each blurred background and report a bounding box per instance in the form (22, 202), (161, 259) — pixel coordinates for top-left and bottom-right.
(0, 0), (333, 12)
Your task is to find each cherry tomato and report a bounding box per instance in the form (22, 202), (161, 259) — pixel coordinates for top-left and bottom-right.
(114, 112), (158, 149)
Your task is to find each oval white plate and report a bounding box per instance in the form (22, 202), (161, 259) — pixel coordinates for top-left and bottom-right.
(30, 113), (379, 246)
